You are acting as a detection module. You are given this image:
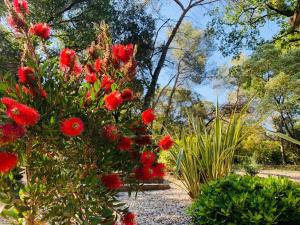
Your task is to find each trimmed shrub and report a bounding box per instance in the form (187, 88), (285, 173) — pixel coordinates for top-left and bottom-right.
(188, 174), (300, 225)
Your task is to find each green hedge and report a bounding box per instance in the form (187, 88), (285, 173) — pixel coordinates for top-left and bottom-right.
(188, 174), (300, 225)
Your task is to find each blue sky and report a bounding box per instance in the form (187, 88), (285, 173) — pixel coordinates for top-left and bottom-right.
(152, 0), (280, 105)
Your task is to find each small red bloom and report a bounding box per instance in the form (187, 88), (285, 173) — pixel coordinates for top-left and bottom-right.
(121, 212), (136, 225)
(18, 67), (34, 83)
(101, 173), (123, 190)
(158, 135), (174, 150)
(6, 102), (40, 126)
(0, 123), (26, 144)
(1, 97), (17, 108)
(29, 23), (51, 40)
(121, 89), (133, 101)
(59, 48), (76, 70)
(141, 109), (156, 125)
(117, 136), (132, 151)
(104, 91), (123, 111)
(94, 58), (102, 72)
(0, 152), (18, 174)
(129, 122), (147, 134)
(112, 44), (134, 63)
(101, 75), (114, 93)
(153, 163), (166, 178)
(85, 72), (97, 84)
(135, 165), (155, 181)
(134, 135), (152, 146)
(102, 124), (119, 142)
(13, 0), (29, 15)
(140, 151), (155, 165)
(60, 117), (84, 137)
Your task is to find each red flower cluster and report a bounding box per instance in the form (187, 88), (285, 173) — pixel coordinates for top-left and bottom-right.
(0, 152), (18, 174)
(2, 97), (40, 126)
(117, 136), (132, 151)
(158, 135), (174, 150)
(134, 165), (155, 181)
(121, 89), (133, 102)
(60, 117), (84, 137)
(13, 0), (29, 15)
(141, 108), (156, 125)
(102, 124), (119, 142)
(0, 123), (26, 145)
(59, 48), (82, 76)
(139, 151), (155, 165)
(18, 66), (34, 83)
(29, 23), (51, 40)
(153, 163), (166, 178)
(101, 173), (123, 190)
(94, 58), (102, 72)
(112, 44), (134, 64)
(104, 91), (123, 111)
(101, 75), (114, 93)
(85, 72), (97, 84)
(121, 213), (136, 225)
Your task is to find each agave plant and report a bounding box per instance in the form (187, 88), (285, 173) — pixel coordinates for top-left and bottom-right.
(170, 103), (254, 199)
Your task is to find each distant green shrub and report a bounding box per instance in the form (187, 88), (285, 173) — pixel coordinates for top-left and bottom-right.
(188, 174), (300, 225)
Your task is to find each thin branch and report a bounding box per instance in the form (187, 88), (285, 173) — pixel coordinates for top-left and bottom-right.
(173, 0), (185, 11)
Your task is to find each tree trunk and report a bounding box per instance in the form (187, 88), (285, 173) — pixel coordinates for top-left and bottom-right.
(160, 69), (181, 134)
(143, 7), (190, 109)
(280, 140), (287, 165)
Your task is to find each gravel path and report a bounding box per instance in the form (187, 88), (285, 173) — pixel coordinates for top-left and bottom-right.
(118, 179), (191, 225)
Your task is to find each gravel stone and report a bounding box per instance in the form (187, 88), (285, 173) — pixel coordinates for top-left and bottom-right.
(118, 181), (192, 225)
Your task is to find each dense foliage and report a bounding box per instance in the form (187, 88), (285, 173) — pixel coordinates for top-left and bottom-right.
(188, 174), (300, 225)
(0, 1), (173, 224)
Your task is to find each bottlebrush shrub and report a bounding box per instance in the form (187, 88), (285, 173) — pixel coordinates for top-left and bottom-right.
(188, 174), (300, 225)
(0, 1), (174, 224)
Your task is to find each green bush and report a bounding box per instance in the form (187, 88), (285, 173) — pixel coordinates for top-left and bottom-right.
(188, 174), (300, 225)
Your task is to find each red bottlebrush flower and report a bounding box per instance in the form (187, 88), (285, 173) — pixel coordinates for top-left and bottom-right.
(101, 75), (114, 93)
(94, 58), (102, 72)
(102, 124), (119, 142)
(6, 102), (40, 126)
(85, 72), (97, 84)
(121, 213), (136, 225)
(73, 63), (82, 77)
(18, 67), (34, 83)
(0, 152), (18, 174)
(134, 135), (152, 146)
(153, 163), (166, 178)
(1, 97), (17, 108)
(121, 88), (133, 101)
(29, 23), (51, 40)
(0, 123), (26, 142)
(135, 165), (155, 181)
(60, 117), (84, 137)
(101, 173), (123, 190)
(104, 91), (123, 111)
(141, 109), (156, 125)
(117, 136), (132, 151)
(59, 48), (76, 70)
(140, 151), (155, 165)
(13, 0), (29, 15)
(158, 135), (174, 150)
(112, 44), (134, 63)
(39, 86), (47, 98)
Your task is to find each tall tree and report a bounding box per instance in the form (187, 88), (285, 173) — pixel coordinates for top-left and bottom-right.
(143, 0), (220, 109)
(157, 22), (213, 133)
(226, 44), (300, 162)
(209, 0), (300, 56)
